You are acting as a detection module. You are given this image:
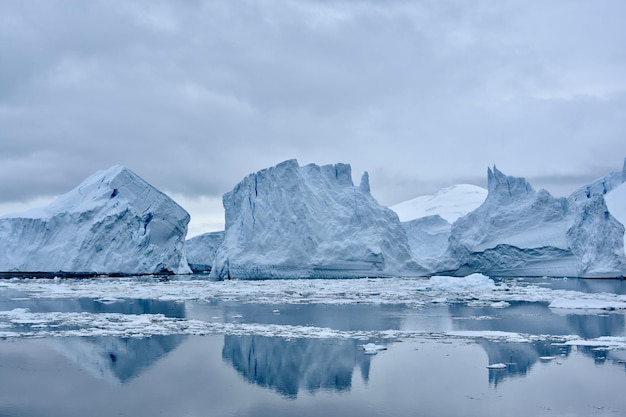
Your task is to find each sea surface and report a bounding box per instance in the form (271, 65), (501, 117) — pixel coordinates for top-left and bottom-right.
(1, 275), (625, 417)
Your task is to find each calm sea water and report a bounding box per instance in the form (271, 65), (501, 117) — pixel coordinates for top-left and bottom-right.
(1, 276), (625, 416)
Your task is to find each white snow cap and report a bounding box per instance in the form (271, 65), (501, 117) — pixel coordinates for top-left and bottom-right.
(391, 184), (487, 223)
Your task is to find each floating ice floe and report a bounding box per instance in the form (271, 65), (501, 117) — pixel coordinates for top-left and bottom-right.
(2, 276), (626, 312)
(361, 343), (387, 355)
(486, 363), (507, 369)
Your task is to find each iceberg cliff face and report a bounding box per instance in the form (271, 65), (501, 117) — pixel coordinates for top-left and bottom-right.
(444, 167), (626, 277)
(185, 231), (225, 272)
(0, 166), (191, 275)
(210, 159), (424, 279)
(401, 215), (451, 272)
(566, 194), (626, 277)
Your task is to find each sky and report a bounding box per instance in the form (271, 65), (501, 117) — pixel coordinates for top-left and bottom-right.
(1, 0), (625, 237)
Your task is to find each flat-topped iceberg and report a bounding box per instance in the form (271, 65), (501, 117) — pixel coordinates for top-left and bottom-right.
(0, 166), (191, 275)
(210, 159), (425, 279)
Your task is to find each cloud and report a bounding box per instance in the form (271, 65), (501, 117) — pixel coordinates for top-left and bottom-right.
(1, 0), (625, 234)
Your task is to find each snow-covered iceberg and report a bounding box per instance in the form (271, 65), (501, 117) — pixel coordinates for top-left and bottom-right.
(209, 159), (425, 279)
(0, 166), (191, 275)
(391, 184), (487, 223)
(443, 166), (626, 278)
(185, 231), (225, 272)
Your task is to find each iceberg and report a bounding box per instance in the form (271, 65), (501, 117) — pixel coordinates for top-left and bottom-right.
(209, 159), (425, 279)
(567, 194), (626, 277)
(569, 158), (626, 203)
(185, 231), (225, 272)
(0, 166), (191, 275)
(391, 184), (486, 274)
(402, 215), (451, 272)
(444, 166), (626, 278)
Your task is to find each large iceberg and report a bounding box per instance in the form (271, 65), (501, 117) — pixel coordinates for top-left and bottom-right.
(443, 166), (626, 278)
(209, 159), (425, 279)
(0, 166), (191, 275)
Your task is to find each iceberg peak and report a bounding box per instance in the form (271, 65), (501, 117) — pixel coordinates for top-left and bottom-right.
(487, 166), (535, 199)
(359, 171), (371, 194)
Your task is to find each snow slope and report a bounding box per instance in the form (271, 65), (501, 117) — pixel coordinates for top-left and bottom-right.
(210, 159), (425, 279)
(0, 166), (191, 275)
(445, 167), (626, 277)
(391, 184), (487, 223)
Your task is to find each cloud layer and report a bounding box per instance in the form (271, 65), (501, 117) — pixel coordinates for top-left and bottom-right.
(1, 0), (625, 235)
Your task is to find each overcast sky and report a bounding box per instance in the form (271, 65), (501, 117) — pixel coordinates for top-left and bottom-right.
(1, 0), (625, 237)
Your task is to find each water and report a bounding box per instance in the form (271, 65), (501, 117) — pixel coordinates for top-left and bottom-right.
(1, 276), (625, 416)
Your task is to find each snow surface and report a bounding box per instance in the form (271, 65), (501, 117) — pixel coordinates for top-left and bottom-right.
(391, 184), (487, 223)
(0, 166), (191, 275)
(210, 159), (425, 279)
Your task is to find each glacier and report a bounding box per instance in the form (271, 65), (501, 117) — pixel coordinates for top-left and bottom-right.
(442, 166), (626, 278)
(0, 166), (191, 275)
(209, 159), (425, 279)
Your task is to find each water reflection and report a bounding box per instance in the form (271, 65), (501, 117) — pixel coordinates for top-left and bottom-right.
(51, 335), (186, 383)
(4, 297), (189, 384)
(449, 302), (626, 384)
(449, 302), (626, 338)
(480, 340), (571, 385)
(222, 335), (374, 398)
(496, 277), (626, 294)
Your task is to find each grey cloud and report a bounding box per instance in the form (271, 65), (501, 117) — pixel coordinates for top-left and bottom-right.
(1, 0), (625, 219)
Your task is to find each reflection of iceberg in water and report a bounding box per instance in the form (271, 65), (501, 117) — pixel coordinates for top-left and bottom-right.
(48, 298), (187, 384)
(222, 336), (374, 398)
(449, 301), (626, 384)
(480, 340), (570, 386)
(51, 335), (186, 383)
